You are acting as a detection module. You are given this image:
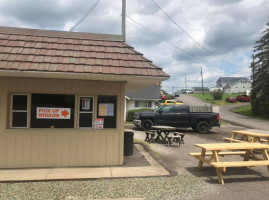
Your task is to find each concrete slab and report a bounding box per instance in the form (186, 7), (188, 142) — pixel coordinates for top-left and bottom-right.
(0, 144), (170, 182)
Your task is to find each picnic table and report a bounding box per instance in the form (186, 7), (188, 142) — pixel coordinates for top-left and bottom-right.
(223, 130), (269, 144)
(151, 125), (176, 141)
(189, 143), (269, 184)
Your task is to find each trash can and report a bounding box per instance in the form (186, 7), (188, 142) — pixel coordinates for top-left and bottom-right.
(124, 130), (134, 156)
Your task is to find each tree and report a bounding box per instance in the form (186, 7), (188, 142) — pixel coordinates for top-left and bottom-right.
(250, 22), (269, 118)
(211, 89), (223, 100)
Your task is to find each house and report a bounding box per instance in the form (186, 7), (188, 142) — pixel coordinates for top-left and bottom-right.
(192, 87), (210, 93)
(125, 83), (160, 120)
(0, 26), (169, 168)
(216, 77), (251, 94)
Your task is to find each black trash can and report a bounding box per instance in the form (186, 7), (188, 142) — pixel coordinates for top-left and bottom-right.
(124, 130), (134, 156)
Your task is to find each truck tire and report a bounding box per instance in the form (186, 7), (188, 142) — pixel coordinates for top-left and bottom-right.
(141, 119), (154, 131)
(196, 121), (210, 134)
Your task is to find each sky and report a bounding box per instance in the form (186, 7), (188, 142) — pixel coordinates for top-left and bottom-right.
(0, 0), (268, 93)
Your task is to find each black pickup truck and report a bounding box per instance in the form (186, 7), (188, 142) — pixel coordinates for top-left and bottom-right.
(133, 105), (220, 134)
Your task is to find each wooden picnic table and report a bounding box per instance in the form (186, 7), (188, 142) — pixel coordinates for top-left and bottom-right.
(189, 143), (269, 184)
(151, 125), (176, 141)
(223, 130), (269, 144)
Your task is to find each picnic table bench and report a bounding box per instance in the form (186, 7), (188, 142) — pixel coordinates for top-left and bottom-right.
(224, 130), (269, 144)
(189, 143), (269, 184)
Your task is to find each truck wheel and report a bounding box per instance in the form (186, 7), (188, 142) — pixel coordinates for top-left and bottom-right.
(141, 119), (153, 131)
(196, 121), (210, 134)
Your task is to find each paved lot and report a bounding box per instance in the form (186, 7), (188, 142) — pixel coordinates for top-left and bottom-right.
(129, 123), (269, 200)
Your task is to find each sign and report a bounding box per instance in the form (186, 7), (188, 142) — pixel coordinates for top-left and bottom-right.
(37, 107), (71, 119)
(81, 98), (90, 111)
(98, 103), (114, 116)
(94, 118), (104, 129)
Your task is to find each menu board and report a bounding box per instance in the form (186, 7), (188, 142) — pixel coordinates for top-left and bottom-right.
(98, 103), (114, 116)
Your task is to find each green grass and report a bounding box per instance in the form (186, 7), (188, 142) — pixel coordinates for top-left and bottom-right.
(231, 105), (269, 121)
(191, 93), (240, 105)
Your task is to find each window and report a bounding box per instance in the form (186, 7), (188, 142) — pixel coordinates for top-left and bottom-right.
(172, 106), (187, 114)
(135, 101), (139, 107)
(11, 94), (28, 128)
(134, 101), (152, 108)
(79, 97), (94, 128)
(147, 101), (152, 108)
(160, 106), (171, 113)
(31, 94), (75, 128)
(97, 95), (117, 128)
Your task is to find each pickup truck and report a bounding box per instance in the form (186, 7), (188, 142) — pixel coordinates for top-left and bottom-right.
(133, 105), (220, 134)
(160, 100), (184, 106)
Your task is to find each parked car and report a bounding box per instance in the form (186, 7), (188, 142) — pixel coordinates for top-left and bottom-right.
(225, 97), (237, 103)
(236, 95), (251, 102)
(133, 105), (220, 134)
(160, 100), (184, 106)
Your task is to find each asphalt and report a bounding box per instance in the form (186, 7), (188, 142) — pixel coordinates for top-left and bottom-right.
(177, 94), (269, 131)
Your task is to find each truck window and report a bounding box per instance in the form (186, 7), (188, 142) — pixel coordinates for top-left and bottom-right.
(172, 106), (187, 114)
(160, 106), (172, 113)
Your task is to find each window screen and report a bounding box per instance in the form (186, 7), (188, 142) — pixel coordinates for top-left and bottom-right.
(31, 94), (75, 128)
(11, 95), (28, 128)
(79, 97), (94, 128)
(97, 95), (117, 128)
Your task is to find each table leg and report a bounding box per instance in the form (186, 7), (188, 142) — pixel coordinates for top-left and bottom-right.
(261, 149), (269, 171)
(244, 149), (252, 161)
(198, 149), (206, 170)
(231, 133), (237, 142)
(212, 150), (224, 185)
(145, 132), (150, 142)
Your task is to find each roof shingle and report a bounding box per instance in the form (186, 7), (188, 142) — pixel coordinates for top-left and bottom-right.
(0, 26), (169, 78)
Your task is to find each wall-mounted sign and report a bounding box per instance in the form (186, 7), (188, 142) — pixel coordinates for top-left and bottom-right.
(36, 107), (71, 119)
(94, 118), (104, 129)
(98, 103), (114, 116)
(81, 98), (91, 111)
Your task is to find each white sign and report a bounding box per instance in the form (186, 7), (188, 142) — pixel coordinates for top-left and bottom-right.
(81, 98), (90, 110)
(37, 107), (71, 119)
(94, 118), (104, 129)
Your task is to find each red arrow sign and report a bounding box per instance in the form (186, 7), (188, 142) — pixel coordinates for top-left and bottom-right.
(61, 110), (69, 118)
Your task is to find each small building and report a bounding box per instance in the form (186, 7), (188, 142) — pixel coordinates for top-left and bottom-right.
(216, 77), (251, 94)
(125, 83), (160, 117)
(192, 87), (210, 94)
(0, 26), (169, 168)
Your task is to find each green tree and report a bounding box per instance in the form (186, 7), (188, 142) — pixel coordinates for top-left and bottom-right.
(251, 22), (269, 118)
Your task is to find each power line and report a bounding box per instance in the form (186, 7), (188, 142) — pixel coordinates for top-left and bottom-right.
(70, 0), (101, 32)
(150, 0), (243, 68)
(106, 15), (122, 33)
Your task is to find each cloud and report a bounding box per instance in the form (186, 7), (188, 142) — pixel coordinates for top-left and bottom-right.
(0, 0), (267, 93)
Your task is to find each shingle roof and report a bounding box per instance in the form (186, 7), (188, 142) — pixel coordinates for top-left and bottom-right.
(126, 84), (160, 100)
(218, 77), (248, 84)
(0, 26), (169, 78)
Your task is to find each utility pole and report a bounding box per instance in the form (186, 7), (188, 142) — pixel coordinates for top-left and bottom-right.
(201, 67), (204, 96)
(185, 75), (187, 90)
(122, 0), (126, 42)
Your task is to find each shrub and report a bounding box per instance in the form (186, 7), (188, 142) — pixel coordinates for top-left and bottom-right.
(211, 89), (223, 100)
(126, 108), (153, 122)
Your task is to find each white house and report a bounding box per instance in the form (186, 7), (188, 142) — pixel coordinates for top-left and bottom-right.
(125, 84), (160, 120)
(216, 77), (251, 94)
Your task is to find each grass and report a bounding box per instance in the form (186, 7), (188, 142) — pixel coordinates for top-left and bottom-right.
(231, 105), (269, 121)
(220, 119), (231, 126)
(191, 93), (240, 105)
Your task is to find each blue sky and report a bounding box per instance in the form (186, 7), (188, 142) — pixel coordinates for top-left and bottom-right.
(0, 0), (268, 93)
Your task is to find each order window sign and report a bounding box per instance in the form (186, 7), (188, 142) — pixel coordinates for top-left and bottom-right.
(98, 103), (114, 116)
(81, 98), (91, 111)
(37, 107), (71, 119)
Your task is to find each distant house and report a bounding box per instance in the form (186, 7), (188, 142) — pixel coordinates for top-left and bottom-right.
(216, 77), (251, 94)
(192, 87), (210, 93)
(125, 84), (160, 120)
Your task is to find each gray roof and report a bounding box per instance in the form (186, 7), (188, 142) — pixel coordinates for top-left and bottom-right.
(217, 77), (248, 85)
(126, 84), (160, 100)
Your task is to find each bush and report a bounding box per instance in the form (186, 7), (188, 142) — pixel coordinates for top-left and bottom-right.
(126, 108), (153, 122)
(211, 89), (224, 100)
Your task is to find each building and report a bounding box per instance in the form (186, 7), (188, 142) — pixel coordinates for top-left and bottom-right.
(192, 87), (210, 94)
(125, 83), (160, 117)
(0, 26), (169, 168)
(216, 77), (251, 94)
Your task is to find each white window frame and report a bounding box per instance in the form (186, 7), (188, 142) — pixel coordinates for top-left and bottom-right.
(78, 96), (94, 129)
(10, 94), (28, 129)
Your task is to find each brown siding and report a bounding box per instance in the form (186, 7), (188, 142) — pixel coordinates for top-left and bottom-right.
(0, 77), (125, 168)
